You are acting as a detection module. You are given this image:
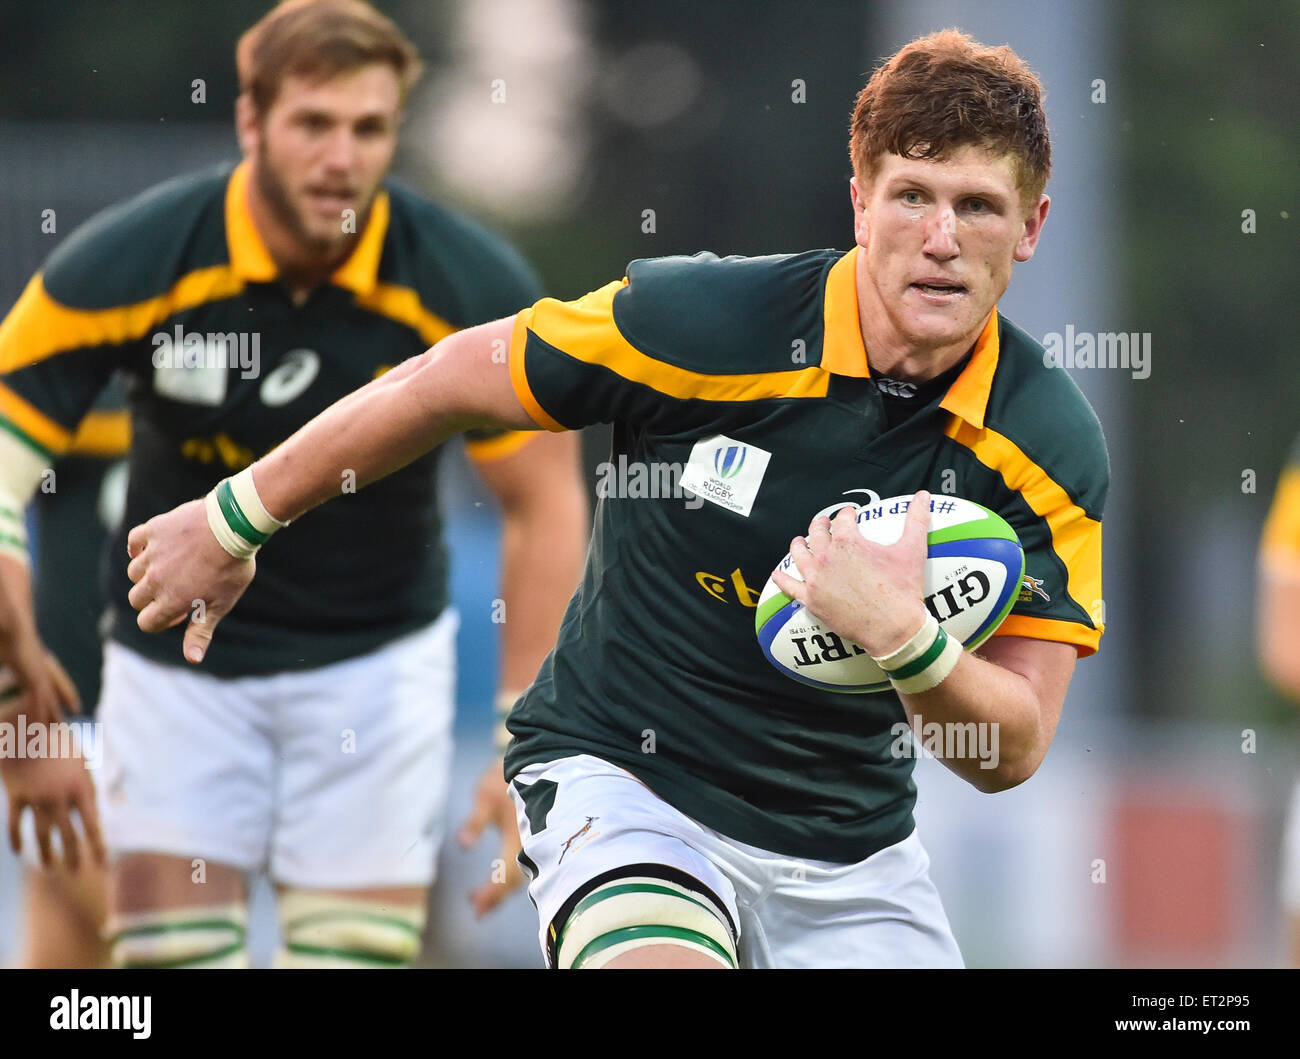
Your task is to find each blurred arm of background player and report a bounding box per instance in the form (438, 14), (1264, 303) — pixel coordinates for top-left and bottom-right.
(0, 560), (81, 728)
(0, 554), (104, 874)
(458, 432), (588, 916)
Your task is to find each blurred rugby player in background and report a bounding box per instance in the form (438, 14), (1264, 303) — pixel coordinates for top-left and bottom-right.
(0, 0), (586, 967)
(0, 392), (125, 967)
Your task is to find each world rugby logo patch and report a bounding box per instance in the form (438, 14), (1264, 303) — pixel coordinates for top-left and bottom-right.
(713, 444), (747, 480)
(680, 435), (772, 517)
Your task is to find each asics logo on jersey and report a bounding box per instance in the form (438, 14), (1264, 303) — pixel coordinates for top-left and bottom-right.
(812, 488), (881, 522)
(260, 349), (321, 407)
(713, 445), (747, 479)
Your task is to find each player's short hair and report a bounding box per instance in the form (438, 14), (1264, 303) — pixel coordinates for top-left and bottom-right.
(849, 29), (1051, 209)
(237, 0), (424, 115)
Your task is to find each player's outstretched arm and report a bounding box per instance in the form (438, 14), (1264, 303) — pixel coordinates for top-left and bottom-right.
(127, 315), (535, 663)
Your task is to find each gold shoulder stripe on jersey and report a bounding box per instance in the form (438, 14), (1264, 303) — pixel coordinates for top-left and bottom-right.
(513, 278), (831, 418)
(0, 268), (246, 375)
(994, 614), (1101, 654)
(69, 409), (132, 457)
(352, 283), (458, 348)
(0, 383), (74, 456)
(944, 417), (1103, 655)
(509, 310), (565, 431)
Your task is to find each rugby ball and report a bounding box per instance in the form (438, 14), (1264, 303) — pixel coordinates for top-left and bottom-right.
(754, 495), (1024, 693)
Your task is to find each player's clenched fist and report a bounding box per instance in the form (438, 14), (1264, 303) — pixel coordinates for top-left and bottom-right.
(772, 490), (931, 657)
(126, 499), (255, 664)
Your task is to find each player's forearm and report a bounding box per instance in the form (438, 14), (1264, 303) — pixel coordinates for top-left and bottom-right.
(0, 555), (36, 646)
(0, 556), (37, 722)
(253, 349), (494, 523)
(897, 651), (1045, 793)
(250, 320), (529, 524)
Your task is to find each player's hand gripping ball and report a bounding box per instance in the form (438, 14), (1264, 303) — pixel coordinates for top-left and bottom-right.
(755, 495), (1024, 693)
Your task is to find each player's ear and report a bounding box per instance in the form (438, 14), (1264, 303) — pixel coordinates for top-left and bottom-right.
(235, 94), (261, 157)
(1013, 194), (1050, 263)
(849, 176), (870, 249)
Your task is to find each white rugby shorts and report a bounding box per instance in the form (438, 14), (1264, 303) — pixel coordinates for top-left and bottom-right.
(509, 753), (964, 968)
(96, 610), (458, 889)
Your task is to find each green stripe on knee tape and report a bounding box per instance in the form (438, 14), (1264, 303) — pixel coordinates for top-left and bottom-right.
(573, 924), (736, 969)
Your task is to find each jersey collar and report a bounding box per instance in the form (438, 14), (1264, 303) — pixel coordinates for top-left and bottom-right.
(821, 245), (1000, 430)
(225, 159), (391, 297)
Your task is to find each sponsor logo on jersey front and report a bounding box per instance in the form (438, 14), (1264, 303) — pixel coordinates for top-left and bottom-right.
(691, 488), (880, 606)
(151, 326), (261, 406)
(680, 435), (772, 517)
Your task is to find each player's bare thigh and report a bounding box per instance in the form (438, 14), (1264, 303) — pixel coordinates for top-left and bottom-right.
(602, 944), (727, 969)
(274, 882), (425, 907)
(109, 851), (246, 912)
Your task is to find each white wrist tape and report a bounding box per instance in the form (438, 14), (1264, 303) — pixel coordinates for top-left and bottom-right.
(0, 427), (49, 567)
(871, 613), (963, 695)
(204, 466), (290, 560)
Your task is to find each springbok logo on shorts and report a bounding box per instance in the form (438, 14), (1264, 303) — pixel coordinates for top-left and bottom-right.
(558, 816), (599, 864)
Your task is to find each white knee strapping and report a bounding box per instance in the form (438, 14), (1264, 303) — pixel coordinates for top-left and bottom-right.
(107, 903), (248, 969)
(555, 876), (736, 969)
(277, 891), (427, 969)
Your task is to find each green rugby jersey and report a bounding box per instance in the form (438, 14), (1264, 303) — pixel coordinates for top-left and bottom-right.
(0, 161), (542, 675)
(504, 247), (1108, 863)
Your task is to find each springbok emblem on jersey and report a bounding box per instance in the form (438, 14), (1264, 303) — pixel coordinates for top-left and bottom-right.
(1022, 576), (1051, 602)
